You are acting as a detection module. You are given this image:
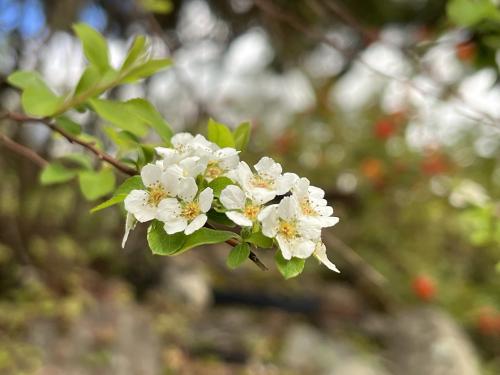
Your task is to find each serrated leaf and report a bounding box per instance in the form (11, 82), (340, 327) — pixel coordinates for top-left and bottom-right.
(207, 119), (235, 148)
(147, 220), (185, 255)
(40, 163), (77, 185)
(90, 175), (144, 213)
(226, 242), (250, 269)
(233, 121), (251, 151)
(78, 168), (116, 201)
(124, 98), (173, 142)
(275, 252), (305, 279)
(174, 228), (238, 255)
(7, 71), (42, 89)
(121, 59), (172, 83)
(73, 23), (110, 71)
(246, 232), (273, 249)
(56, 116), (81, 135)
(89, 98), (149, 137)
(208, 176), (233, 197)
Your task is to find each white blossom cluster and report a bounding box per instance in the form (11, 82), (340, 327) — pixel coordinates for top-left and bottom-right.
(123, 133), (340, 272)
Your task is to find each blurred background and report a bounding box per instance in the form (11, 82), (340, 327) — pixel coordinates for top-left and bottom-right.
(0, 0), (499, 374)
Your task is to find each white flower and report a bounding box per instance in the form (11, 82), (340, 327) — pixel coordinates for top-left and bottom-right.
(220, 185), (263, 227)
(313, 241), (340, 273)
(260, 196), (321, 260)
(204, 147), (240, 181)
(168, 156), (208, 178)
(228, 157), (298, 204)
(292, 177), (339, 228)
(155, 132), (216, 167)
(124, 163), (179, 222)
(158, 185), (214, 235)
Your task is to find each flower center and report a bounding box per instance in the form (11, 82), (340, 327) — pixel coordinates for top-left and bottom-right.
(278, 220), (297, 239)
(147, 184), (168, 206)
(250, 174), (274, 189)
(206, 162), (223, 179)
(182, 202), (201, 221)
(243, 204), (260, 220)
(300, 199), (317, 216)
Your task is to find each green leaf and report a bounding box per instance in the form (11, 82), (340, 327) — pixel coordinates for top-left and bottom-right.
(207, 210), (236, 227)
(8, 71), (62, 117)
(246, 232), (273, 249)
(447, 0), (500, 27)
(121, 36), (149, 71)
(233, 121), (251, 151)
(89, 98), (149, 137)
(61, 153), (93, 170)
(90, 175), (144, 213)
(121, 59), (172, 83)
(141, 0), (173, 14)
(124, 98), (173, 142)
(78, 168), (116, 201)
(74, 65), (102, 96)
(56, 116), (82, 135)
(73, 23), (110, 71)
(226, 243), (250, 269)
(207, 119), (235, 148)
(175, 228), (238, 255)
(208, 176), (233, 197)
(147, 220), (185, 255)
(40, 163), (77, 185)
(275, 252), (305, 279)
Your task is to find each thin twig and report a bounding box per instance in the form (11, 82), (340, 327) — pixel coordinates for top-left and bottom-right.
(0, 133), (48, 167)
(206, 222), (268, 271)
(2, 112), (138, 176)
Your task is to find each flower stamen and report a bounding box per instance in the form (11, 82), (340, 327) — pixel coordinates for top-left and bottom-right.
(182, 202), (201, 221)
(147, 184), (168, 207)
(278, 220), (297, 239)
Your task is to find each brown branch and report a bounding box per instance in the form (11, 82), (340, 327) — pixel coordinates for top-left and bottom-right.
(2, 112), (138, 176)
(2, 111), (267, 270)
(0, 133), (48, 167)
(206, 223), (268, 271)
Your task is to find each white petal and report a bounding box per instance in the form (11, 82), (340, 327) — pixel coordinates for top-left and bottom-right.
(124, 190), (156, 222)
(180, 156), (207, 177)
(164, 218), (188, 234)
(226, 211), (253, 227)
(319, 216), (339, 228)
(277, 197), (299, 220)
(250, 188), (276, 205)
(220, 185), (246, 210)
(178, 177), (198, 201)
(157, 198), (181, 222)
(255, 157), (282, 178)
(308, 185), (325, 199)
(260, 206), (279, 237)
(316, 205), (333, 217)
(298, 218), (322, 240)
(314, 242), (340, 273)
(199, 188), (214, 212)
(122, 212), (137, 248)
(291, 238), (315, 259)
(257, 204), (277, 221)
(277, 173), (299, 195)
(276, 236), (293, 260)
(236, 161), (253, 185)
(172, 132), (194, 147)
(292, 177), (310, 199)
(161, 168), (181, 196)
(141, 163), (162, 186)
(185, 214), (207, 235)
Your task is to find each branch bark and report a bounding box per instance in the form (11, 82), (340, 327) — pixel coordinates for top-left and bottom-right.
(1, 111), (268, 270)
(0, 133), (48, 167)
